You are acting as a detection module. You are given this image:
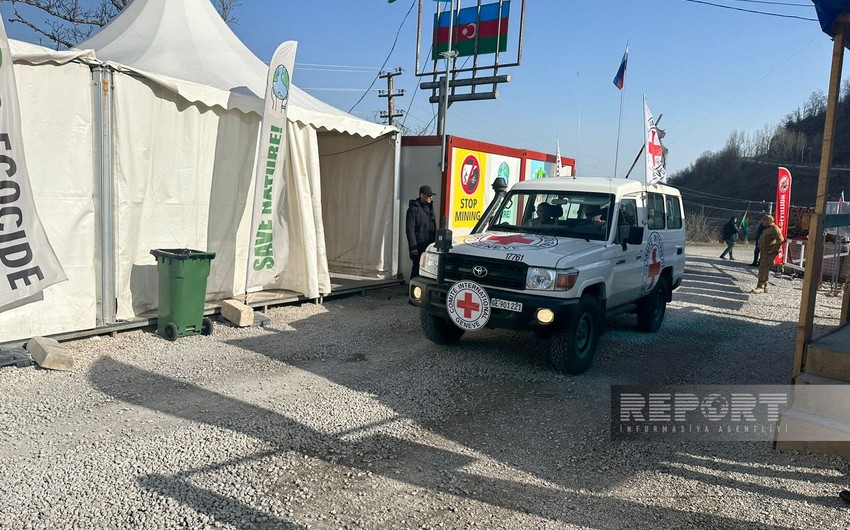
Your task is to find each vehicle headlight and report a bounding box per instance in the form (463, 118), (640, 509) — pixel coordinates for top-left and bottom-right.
(420, 251), (440, 276)
(526, 268), (556, 290)
(526, 268), (579, 291)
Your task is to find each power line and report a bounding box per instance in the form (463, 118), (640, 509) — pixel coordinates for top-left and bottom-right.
(669, 36), (819, 146)
(296, 63), (380, 70)
(682, 0), (817, 20)
(348, 0), (415, 113)
(676, 183), (767, 203)
(728, 0), (813, 6)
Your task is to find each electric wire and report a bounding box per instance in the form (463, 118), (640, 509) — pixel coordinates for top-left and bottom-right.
(682, 0), (817, 20)
(727, 0), (814, 6)
(348, 0), (415, 113)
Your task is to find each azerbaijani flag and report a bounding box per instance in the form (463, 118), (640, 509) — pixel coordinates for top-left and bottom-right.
(613, 46), (628, 90)
(433, 1), (509, 60)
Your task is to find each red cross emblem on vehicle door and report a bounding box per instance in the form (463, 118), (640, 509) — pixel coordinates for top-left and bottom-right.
(647, 248), (662, 288)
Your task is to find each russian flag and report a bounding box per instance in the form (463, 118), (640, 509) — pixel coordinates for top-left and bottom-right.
(613, 46), (628, 90)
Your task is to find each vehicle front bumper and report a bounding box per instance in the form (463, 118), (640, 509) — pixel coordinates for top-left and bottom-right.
(409, 276), (579, 332)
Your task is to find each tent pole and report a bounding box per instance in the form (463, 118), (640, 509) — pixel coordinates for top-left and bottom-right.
(793, 14), (849, 376)
(93, 65), (116, 326)
(392, 132), (401, 277)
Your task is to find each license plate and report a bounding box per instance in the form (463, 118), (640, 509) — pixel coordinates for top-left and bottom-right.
(491, 298), (522, 312)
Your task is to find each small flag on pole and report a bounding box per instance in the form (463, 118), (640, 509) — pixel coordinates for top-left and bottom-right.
(643, 96), (667, 185)
(613, 45), (628, 90)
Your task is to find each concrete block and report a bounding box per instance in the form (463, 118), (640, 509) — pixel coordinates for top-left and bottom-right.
(26, 337), (74, 371)
(221, 299), (254, 327)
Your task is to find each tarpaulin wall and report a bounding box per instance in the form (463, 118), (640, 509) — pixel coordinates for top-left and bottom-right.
(0, 59), (97, 342)
(319, 132), (397, 278)
(0, 41), (399, 343)
(111, 72), (260, 318)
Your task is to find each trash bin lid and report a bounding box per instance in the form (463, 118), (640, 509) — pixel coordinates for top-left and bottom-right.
(150, 248), (216, 260)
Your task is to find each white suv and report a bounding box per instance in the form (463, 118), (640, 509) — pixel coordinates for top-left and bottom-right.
(409, 177), (686, 375)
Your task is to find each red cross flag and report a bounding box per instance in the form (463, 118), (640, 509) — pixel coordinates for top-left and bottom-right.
(643, 96), (667, 185)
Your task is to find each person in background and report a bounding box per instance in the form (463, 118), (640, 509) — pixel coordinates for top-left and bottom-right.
(405, 185), (437, 279)
(750, 215), (785, 294)
(719, 216), (740, 260)
(750, 219), (767, 267)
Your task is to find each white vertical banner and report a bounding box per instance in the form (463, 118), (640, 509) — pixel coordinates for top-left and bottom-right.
(0, 18), (66, 310)
(643, 96), (667, 185)
(247, 41), (297, 290)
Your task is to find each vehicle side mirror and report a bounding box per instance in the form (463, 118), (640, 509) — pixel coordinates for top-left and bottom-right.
(627, 227), (644, 245)
(620, 226), (644, 251)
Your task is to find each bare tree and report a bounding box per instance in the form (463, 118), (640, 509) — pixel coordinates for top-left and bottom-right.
(3, 0), (241, 50)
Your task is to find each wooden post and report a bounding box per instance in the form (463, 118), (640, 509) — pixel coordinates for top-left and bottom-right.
(793, 15), (849, 376)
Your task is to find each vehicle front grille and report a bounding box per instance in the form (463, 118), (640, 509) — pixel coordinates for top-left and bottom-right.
(443, 254), (527, 290)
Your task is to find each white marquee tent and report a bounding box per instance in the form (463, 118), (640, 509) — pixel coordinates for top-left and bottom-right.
(0, 0), (400, 343)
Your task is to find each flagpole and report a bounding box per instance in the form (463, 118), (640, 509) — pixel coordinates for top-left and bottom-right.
(613, 42), (627, 179)
(614, 85), (625, 178)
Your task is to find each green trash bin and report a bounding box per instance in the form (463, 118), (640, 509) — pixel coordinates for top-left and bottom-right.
(151, 248), (216, 341)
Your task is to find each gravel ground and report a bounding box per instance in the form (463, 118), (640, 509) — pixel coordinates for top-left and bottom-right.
(2, 243), (850, 529)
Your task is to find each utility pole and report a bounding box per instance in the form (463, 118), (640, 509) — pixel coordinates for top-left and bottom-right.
(379, 68), (405, 127)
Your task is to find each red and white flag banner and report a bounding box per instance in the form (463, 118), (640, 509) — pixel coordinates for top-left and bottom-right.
(774, 167), (792, 265)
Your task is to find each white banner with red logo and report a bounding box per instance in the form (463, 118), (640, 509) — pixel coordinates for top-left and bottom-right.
(246, 41), (297, 290)
(774, 167), (792, 265)
(643, 96), (667, 185)
(0, 18), (66, 310)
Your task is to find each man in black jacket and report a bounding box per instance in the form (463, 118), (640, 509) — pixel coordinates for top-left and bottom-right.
(406, 185), (437, 279)
(750, 220), (767, 266)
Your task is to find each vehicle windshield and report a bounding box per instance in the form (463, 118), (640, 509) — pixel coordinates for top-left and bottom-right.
(487, 190), (615, 241)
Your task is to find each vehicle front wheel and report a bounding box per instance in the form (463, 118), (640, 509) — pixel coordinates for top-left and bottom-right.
(420, 310), (465, 344)
(636, 276), (669, 333)
(549, 295), (601, 375)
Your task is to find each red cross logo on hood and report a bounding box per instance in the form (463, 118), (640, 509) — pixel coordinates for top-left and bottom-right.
(487, 234), (534, 245)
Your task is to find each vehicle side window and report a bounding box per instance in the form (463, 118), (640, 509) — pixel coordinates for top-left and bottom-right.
(665, 195), (683, 230)
(646, 193), (666, 230)
(615, 198), (638, 244)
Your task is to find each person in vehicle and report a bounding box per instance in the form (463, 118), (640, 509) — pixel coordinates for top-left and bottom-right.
(530, 202), (557, 226)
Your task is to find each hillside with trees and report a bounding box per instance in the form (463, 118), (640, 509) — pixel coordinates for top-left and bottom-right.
(669, 84), (850, 237)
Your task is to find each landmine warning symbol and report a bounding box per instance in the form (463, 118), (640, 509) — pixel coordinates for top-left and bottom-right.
(446, 280), (491, 331)
(460, 155), (481, 195)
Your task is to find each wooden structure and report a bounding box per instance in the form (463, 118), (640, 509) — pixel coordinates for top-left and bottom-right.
(776, 12), (850, 456)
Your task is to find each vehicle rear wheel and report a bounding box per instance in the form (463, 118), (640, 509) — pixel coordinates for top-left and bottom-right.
(636, 276), (669, 333)
(549, 295), (601, 375)
(420, 310), (465, 344)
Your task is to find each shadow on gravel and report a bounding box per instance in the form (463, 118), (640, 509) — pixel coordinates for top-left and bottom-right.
(88, 357), (827, 529)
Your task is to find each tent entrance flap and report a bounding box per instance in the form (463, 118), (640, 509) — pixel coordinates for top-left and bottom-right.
(319, 132), (396, 279)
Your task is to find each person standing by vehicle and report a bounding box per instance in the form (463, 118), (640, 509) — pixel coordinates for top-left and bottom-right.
(750, 215), (785, 294)
(719, 216), (740, 260)
(406, 185), (437, 279)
